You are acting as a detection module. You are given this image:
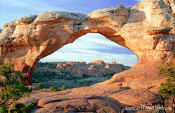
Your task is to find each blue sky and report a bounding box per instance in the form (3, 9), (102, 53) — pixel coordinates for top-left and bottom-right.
(41, 33), (138, 66)
(0, 0), (141, 66)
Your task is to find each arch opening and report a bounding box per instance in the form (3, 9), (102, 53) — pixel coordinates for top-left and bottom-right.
(32, 33), (138, 89)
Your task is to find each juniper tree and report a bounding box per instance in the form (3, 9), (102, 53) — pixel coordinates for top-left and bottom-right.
(159, 62), (175, 113)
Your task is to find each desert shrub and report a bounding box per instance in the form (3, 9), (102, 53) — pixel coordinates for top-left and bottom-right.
(49, 86), (59, 91)
(118, 4), (124, 9)
(159, 62), (175, 112)
(37, 83), (45, 89)
(8, 103), (34, 113)
(0, 64), (33, 113)
(0, 104), (7, 113)
(0, 103), (34, 113)
(59, 84), (66, 91)
(0, 81), (32, 102)
(159, 63), (175, 97)
(0, 64), (32, 103)
(49, 85), (66, 92)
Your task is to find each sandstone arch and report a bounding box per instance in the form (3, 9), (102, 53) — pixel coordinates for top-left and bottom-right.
(1, 0), (175, 112)
(0, 7), (130, 84)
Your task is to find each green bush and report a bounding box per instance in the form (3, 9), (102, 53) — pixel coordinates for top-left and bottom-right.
(59, 84), (66, 91)
(8, 103), (34, 113)
(0, 103), (34, 113)
(159, 63), (175, 112)
(1, 81), (32, 102)
(0, 64), (32, 103)
(0, 64), (34, 113)
(0, 105), (8, 113)
(49, 86), (59, 91)
(37, 83), (45, 89)
(49, 85), (67, 92)
(159, 63), (175, 97)
(118, 4), (124, 9)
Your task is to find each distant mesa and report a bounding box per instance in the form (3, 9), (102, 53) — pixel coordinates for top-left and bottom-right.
(56, 60), (129, 78)
(90, 60), (105, 65)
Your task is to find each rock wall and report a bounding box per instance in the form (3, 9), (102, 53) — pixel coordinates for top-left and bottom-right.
(56, 60), (129, 77)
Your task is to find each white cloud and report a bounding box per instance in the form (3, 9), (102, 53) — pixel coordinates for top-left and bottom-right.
(41, 51), (138, 66)
(64, 33), (123, 50)
(40, 33), (138, 66)
(77, 33), (122, 46)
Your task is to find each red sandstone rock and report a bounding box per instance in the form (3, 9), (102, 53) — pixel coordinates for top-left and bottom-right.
(1, 0), (175, 112)
(90, 60), (105, 65)
(56, 61), (127, 77)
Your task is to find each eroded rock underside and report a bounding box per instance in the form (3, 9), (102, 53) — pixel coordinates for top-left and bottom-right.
(1, 0), (175, 112)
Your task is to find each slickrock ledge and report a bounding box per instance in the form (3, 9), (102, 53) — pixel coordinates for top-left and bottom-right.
(2, 0), (175, 112)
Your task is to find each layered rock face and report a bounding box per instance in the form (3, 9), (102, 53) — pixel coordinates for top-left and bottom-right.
(2, 0), (175, 112)
(0, 8), (129, 84)
(56, 60), (129, 77)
